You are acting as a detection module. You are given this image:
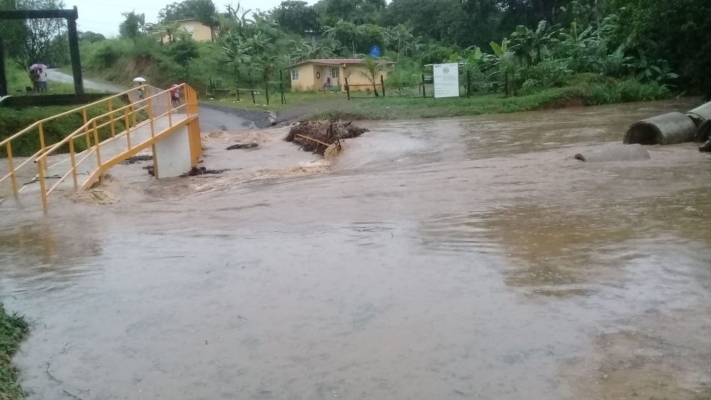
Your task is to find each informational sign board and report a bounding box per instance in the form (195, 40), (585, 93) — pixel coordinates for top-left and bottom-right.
(370, 46), (381, 58)
(433, 63), (459, 98)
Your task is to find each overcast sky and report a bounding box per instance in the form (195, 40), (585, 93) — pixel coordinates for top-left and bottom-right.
(69, 0), (316, 37)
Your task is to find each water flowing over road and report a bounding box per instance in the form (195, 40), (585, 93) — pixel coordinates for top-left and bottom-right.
(1, 99), (710, 399)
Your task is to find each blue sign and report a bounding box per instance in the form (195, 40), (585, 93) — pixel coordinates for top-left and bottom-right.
(370, 46), (381, 58)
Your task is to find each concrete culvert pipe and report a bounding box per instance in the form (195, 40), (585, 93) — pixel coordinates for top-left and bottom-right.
(575, 144), (650, 162)
(686, 102), (711, 127)
(696, 120), (711, 143)
(623, 112), (698, 145)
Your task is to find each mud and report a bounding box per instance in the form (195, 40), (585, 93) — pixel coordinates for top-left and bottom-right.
(180, 167), (229, 177)
(1, 98), (711, 400)
(226, 143), (259, 150)
(120, 155), (153, 165)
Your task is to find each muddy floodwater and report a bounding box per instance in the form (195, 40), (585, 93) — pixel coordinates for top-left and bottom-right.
(2, 99), (711, 399)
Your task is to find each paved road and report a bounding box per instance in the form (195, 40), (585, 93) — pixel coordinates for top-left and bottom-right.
(46, 69), (125, 93)
(46, 70), (262, 131)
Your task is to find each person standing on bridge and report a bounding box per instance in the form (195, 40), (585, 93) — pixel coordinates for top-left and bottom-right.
(170, 84), (181, 108)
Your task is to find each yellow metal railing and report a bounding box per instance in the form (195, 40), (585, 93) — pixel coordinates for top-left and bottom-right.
(32, 83), (201, 211)
(0, 85), (146, 196)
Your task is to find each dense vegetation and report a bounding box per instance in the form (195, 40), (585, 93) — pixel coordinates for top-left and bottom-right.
(1, 0), (709, 105)
(1, 0), (705, 99)
(0, 0), (73, 70)
(0, 304), (28, 400)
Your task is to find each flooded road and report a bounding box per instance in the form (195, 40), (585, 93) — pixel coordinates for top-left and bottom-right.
(2, 99), (711, 399)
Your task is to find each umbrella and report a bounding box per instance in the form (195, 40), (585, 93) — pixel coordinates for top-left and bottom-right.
(29, 63), (47, 71)
(133, 77), (147, 83)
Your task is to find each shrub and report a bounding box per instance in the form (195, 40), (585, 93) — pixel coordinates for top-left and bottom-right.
(94, 44), (122, 69)
(386, 61), (420, 95)
(520, 59), (572, 89)
(583, 78), (671, 105)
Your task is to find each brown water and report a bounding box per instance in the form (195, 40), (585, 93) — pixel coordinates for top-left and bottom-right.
(2, 99), (711, 400)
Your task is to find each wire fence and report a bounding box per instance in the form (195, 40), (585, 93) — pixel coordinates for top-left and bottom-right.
(344, 76), (388, 100)
(206, 70), (288, 105)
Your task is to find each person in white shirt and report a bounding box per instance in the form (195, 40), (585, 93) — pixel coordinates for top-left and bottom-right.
(38, 69), (48, 93)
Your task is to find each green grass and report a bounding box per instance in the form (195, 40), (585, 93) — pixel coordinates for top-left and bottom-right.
(197, 75), (673, 120)
(0, 304), (28, 400)
(308, 78), (673, 120)
(202, 90), (335, 111)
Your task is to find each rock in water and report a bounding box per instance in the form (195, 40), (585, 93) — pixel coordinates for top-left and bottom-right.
(226, 143), (259, 150)
(575, 144), (650, 162)
(180, 167), (229, 177)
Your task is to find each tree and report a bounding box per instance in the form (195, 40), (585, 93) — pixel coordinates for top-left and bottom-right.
(0, 0), (28, 59)
(273, 1), (320, 34)
(222, 31), (251, 89)
(385, 24), (415, 62)
(293, 36), (338, 61)
(609, 0), (711, 98)
(14, 0), (67, 68)
(324, 19), (362, 55)
(315, 0), (385, 25)
(119, 11), (145, 39)
(79, 31), (106, 43)
(218, 3), (253, 37)
(170, 38), (199, 80)
(509, 20), (560, 67)
(383, 0), (499, 48)
(486, 38), (518, 96)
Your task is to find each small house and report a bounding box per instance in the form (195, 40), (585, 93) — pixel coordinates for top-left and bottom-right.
(162, 19), (212, 43)
(288, 59), (394, 92)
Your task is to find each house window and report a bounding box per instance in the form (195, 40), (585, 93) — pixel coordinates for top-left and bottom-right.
(291, 69), (299, 80)
(330, 68), (339, 78)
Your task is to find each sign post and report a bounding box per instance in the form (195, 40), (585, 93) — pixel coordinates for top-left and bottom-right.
(369, 46), (381, 58)
(433, 63), (459, 98)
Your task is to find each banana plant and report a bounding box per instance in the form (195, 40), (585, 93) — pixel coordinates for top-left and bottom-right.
(465, 46), (484, 70)
(486, 39), (518, 96)
(510, 20), (560, 67)
(222, 32), (252, 90)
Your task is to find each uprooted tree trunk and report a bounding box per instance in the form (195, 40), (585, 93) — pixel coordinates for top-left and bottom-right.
(285, 120), (368, 155)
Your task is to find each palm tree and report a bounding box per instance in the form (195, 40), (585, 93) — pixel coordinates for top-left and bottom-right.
(360, 58), (382, 97)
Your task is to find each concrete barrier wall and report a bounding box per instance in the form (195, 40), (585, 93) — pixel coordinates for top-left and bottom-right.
(154, 125), (191, 178)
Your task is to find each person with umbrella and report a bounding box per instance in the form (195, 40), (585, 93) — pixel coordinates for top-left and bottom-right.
(29, 64), (47, 93)
(133, 77), (147, 100)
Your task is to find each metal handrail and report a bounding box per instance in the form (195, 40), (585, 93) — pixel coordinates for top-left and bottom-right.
(0, 85), (142, 148)
(36, 85), (190, 164)
(1, 84), (147, 196)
